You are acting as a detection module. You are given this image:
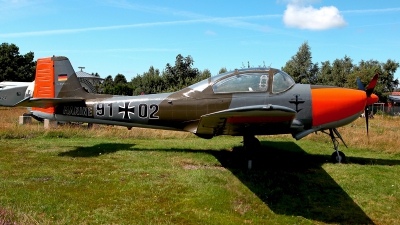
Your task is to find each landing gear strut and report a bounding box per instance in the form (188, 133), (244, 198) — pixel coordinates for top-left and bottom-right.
(322, 128), (347, 163)
(242, 135), (261, 169)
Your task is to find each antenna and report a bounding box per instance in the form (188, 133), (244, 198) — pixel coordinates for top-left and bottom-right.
(78, 67), (85, 72)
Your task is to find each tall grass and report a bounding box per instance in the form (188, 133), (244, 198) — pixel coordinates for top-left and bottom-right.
(0, 107), (193, 140)
(305, 114), (400, 154)
(1, 107), (400, 224)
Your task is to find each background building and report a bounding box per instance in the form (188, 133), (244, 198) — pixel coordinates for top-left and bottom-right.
(76, 67), (104, 93)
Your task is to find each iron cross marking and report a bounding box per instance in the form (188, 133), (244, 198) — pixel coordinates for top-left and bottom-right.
(289, 94), (305, 113)
(119, 102), (135, 119)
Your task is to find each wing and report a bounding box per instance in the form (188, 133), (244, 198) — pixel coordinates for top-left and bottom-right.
(193, 105), (296, 136)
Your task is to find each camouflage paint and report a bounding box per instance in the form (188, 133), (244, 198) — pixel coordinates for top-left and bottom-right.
(11, 56), (379, 140)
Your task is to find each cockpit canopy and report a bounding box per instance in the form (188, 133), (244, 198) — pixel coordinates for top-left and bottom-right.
(212, 68), (295, 94)
(187, 68), (295, 94)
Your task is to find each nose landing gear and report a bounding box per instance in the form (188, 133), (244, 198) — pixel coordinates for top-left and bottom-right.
(322, 128), (347, 163)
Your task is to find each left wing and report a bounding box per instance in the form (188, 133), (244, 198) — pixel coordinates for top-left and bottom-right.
(193, 105), (296, 136)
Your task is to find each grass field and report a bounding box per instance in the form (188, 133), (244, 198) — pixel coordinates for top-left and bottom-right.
(1, 107), (400, 224)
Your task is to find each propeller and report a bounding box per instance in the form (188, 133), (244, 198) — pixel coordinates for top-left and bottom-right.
(356, 73), (379, 136)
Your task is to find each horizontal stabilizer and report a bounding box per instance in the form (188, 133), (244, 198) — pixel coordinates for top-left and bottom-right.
(14, 97), (85, 108)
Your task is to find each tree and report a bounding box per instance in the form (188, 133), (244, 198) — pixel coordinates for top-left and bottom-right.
(103, 75), (113, 85)
(131, 61), (211, 95)
(100, 74), (133, 95)
(329, 55), (354, 88)
(200, 69), (212, 79)
(316, 60), (333, 85)
(98, 75), (113, 94)
(0, 43), (36, 82)
(381, 59), (399, 92)
(132, 66), (164, 95)
(218, 67), (227, 74)
(163, 54), (201, 91)
(347, 59), (399, 102)
(191, 69), (211, 83)
(112, 83), (133, 96)
(114, 74), (127, 84)
(281, 41), (319, 84)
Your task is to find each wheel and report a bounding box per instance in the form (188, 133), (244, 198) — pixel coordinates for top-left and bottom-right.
(243, 136), (261, 151)
(331, 151), (346, 163)
(251, 137), (261, 149)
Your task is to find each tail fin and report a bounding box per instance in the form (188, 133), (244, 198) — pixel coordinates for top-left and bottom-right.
(16, 56), (91, 109)
(35, 56), (88, 99)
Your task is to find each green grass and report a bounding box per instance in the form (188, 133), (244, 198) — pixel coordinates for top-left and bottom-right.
(0, 133), (399, 224)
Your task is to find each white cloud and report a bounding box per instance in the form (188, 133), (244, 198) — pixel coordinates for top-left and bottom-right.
(0, 20), (205, 38)
(0, 15), (277, 38)
(283, 3), (347, 30)
(0, 0), (45, 10)
(205, 30), (217, 36)
(341, 7), (400, 14)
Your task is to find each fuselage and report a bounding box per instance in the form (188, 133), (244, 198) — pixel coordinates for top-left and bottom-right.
(3, 56), (377, 140)
(38, 67), (376, 139)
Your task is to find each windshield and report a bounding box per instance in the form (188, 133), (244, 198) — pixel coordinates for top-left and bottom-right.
(272, 71), (295, 93)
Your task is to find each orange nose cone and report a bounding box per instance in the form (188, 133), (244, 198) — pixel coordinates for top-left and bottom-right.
(367, 94), (379, 105)
(311, 88), (366, 127)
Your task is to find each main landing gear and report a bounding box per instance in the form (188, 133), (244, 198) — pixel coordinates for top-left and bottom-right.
(242, 135), (261, 169)
(242, 128), (348, 166)
(322, 128), (347, 163)
(243, 135), (261, 151)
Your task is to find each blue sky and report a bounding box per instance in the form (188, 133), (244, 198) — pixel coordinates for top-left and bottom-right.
(0, 0), (399, 81)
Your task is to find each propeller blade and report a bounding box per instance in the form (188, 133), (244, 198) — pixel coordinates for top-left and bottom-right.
(366, 73), (379, 97)
(365, 74), (379, 137)
(365, 106), (369, 137)
(356, 77), (365, 91)
(357, 74), (379, 138)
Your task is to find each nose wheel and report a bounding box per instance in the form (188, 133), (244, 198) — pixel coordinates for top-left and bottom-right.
(331, 151), (346, 163)
(322, 128), (347, 163)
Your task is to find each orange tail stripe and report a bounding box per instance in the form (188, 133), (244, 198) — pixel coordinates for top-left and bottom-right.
(32, 57), (55, 114)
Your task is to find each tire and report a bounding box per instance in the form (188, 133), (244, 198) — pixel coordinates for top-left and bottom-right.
(331, 151), (346, 163)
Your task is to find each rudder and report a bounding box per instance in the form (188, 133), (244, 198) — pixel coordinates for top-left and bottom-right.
(32, 56), (87, 113)
(32, 57), (55, 114)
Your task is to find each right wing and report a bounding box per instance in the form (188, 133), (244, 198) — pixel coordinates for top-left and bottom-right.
(193, 104), (297, 136)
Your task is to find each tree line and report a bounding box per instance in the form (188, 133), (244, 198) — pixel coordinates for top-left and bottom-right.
(282, 42), (399, 102)
(0, 42), (398, 102)
(101, 54), (213, 96)
(0, 43), (35, 82)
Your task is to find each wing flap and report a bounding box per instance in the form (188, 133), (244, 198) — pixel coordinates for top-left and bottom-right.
(195, 105), (296, 136)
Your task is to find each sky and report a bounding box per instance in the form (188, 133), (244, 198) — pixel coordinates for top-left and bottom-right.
(0, 0), (399, 81)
